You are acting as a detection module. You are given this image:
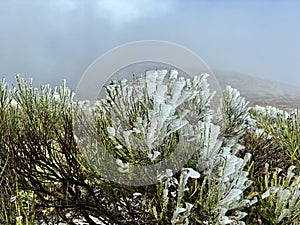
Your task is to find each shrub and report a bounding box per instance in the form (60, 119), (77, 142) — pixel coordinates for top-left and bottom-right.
(256, 165), (300, 224)
(252, 106), (300, 167)
(0, 71), (299, 224)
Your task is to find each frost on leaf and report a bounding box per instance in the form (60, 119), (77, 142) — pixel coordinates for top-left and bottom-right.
(94, 69), (214, 165)
(258, 165), (300, 224)
(220, 86), (249, 138)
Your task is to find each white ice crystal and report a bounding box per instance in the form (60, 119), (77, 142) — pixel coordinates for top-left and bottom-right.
(107, 127), (115, 137)
(220, 86), (249, 137)
(192, 124), (255, 224)
(85, 69), (257, 224)
(96, 69), (213, 164)
(259, 165), (300, 224)
(255, 105), (289, 119)
(157, 169), (173, 180)
(171, 202), (194, 225)
(116, 159), (129, 173)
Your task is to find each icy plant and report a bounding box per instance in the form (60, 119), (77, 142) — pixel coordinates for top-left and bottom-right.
(254, 105), (289, 119)
(5, 72), (300, 224)
(252, 106), (300, 164)
(194, 127), (256, 225)
(220, 86), (249, 138)
(91, 71), (257, 224)
(171, 168), (200, 225)
(194, 123), (222, 175)
(215, 150), (255, 224)
(257, 165), (300, 224)
(94, 69), (213, 165)
(152, 173), (178, 223)
(151, 121), (255, 224)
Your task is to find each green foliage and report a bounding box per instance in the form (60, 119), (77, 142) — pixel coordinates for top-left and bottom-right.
(252, 106), (300, 166)
(220, 86), (249, 138)
(94, 70), (213, 166)
(0, 78), (37, 225)
(256, 165), (300, 225)
(0, 73), (300, 224)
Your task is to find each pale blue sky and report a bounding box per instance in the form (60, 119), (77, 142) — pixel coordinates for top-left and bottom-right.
(0, 0), (300, 88)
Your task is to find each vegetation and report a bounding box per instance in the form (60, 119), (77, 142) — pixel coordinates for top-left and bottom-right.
(0, 70), (299, 224)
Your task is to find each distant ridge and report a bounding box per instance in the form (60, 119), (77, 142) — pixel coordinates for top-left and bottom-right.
(213, 69), (300, 109)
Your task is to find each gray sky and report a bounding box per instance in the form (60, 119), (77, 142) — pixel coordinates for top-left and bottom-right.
(1, 0), (300, 89)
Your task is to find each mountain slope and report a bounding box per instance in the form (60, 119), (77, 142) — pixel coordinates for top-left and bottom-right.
(213, 70), (300, 109)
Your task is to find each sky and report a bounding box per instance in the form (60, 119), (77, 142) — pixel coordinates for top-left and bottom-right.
(0, 0), (300, 90)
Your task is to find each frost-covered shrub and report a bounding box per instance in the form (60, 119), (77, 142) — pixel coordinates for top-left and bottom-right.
(6, 71), (300, 224)
(93, 69), (213, 167)
(192, 126), (255, 225)
(251, 106), (300, 165)
(89, 70), (255, 224)
(257, 165), (300, 224)
(170, 168), (200, 225)
(219, 86), (249, 138)
(254, 105), (289, 119)
(241, 128), (292, 180)
(243, 105), (300, 224)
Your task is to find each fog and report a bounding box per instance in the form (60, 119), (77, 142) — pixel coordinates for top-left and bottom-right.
(1, 0), (300, 89)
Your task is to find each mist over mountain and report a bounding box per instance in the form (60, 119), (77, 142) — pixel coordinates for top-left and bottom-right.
(214, 69), (300, 109)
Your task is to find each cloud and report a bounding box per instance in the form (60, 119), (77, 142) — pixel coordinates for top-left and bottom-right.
(0, 0), (299, 88)
(95, 0), (174, 26)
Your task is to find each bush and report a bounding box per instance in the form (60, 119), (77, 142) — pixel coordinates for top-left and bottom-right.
(0, 71), (299, 224)
(252, 106), (300, 167)
(257, 165), (300, 225)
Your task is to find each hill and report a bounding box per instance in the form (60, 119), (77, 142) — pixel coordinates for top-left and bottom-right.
(214, 70), (300, 109)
